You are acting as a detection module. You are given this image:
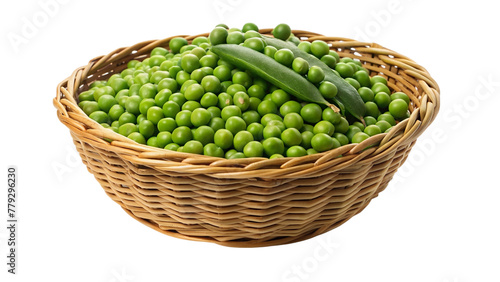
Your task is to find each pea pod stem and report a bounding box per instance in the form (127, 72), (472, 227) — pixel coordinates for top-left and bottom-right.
(212, 44), (340, 112)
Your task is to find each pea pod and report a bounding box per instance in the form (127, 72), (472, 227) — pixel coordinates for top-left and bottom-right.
(262, 36), (366, 121)
(211, 44), (340, 112)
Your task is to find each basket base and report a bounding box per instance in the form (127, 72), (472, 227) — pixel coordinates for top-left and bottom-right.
(119, 191), (380, 248)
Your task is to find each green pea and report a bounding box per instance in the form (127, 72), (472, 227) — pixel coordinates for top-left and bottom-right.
(247, 84), (265, 99)
(298, 41), (311, 53)
(139, 98), (156, 116)
(243, 37), (265, 52)
(365, 101), (380, 117)
(313, 121), (335, 136)
(281, 128), (302, 147)
(300, 131), (314, 149)
(192, 36), (209, 46)
(191, 108), (212, 127)
(227, 84), (246, 96)
(274, 48), (295, 67)
(300, 103), (322, 124)
(333, 133), (349, 146)
(218, 92), (233, 108)
(228, 152), (245, 159)
(258, 100), (278, 116)
(162, 101), (181, 119)
(272, 23), (291, 40)
(232, 71), (252, 89)
(225, 116), (247, 135)
(203, 143), (224, 158)
(221, 105), (242, 121)
(286, 146), (307, 157)
(374, 92), (391, 109)
(376, 120), (392, 133)
(307, 66), (325, 84)
(227, 31), (245, 45)
(364, 116), (378, 126)
(346, 125), (362, 141)
(78, 90), (95, 102)
(322, 107), (341, 124)
(233, 92), (250, 111)
(151, 47), (169, 57)
(164, 143), (180, 151)
(292, 57), (310, 75)
(200, 92), (218, 108)
(169, 37), (188, 54)
(118, 112), (136, 126)
(183, 83), (204, 101)
(320, 55), (337, 69)
(372, 82), (391, 95)
(364, 124), (382, 136)
(243, 141), (264, 158)
(190, 47), (206, 59)
(157, 117), (177, 133)
(247, 123), (264, 140)
(280, 100), (302, 116)
(214, 129), (233, 150)
(335, 62), (355, 78)
(351, 132), (370, 143)
(233, 131), (254, 151)
(345, 78), (361, 90)
(89, 111), (110, 124)
(176, 70), (191, 86)
(319, 81), (338, 99)
(243, 30), (261, 39)
(147, 136), (159, 148)
(225, 149), (238, 159)
(201, 75), (221, 93)
(209, 117), (225, 132)
(171, 126), (192, 145)
(388, 99), (409, 119)
(263, 125), (282, 139)
(155, 89), (172, 107)
(377, 113), (396, 126)
(147, 106), (164, 125)
(261, 113), (282, 127)
(264, 45), (278, 58)
(311, 133), (334, 152)
(358, 87), (375, 102)
(310, 40), (330, 58)
(138, 119), (155, 139)
(390, 92), (411, 105)
(209, 27), (228, 46)
(97, 95), (118, 113)
(181, 140), (203, 154)
(262, 137), (285, 157)
(158, 77), (178, 93)
(283, 113), (304, 130)
(248, 97), (262, 111)
(242, 23), (259, 33)
(118, 123), (138, 136)
(127, 132), (146, 144)
(370, 75), (387, 86)
(169, 93), (186, 107)
(108, 104), (125, 121)
(207, 106), (221, 118)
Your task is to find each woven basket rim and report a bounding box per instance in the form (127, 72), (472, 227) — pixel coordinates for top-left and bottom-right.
(54, 29), (440, 177)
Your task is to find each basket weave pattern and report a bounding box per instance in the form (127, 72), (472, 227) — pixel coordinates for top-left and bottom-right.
(54, 29), (440, 247)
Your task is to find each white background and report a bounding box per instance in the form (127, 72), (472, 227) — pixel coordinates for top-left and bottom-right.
(1, 0), (499, 281)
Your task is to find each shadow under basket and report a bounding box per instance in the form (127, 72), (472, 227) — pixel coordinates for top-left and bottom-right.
(53, 29), (440, 248)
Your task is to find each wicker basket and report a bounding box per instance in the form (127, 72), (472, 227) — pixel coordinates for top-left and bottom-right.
(53, 29), (440, 247)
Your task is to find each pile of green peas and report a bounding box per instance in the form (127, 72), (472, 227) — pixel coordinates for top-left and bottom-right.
(77, 23), (411, 159)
